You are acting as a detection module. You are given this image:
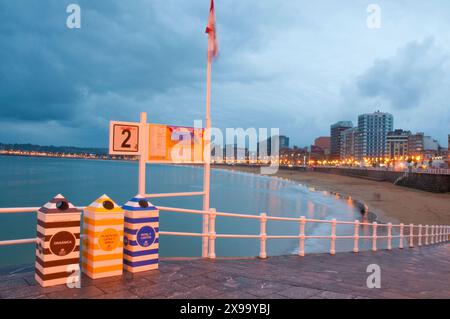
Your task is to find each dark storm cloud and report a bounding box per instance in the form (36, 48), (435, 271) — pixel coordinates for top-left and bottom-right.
(355, 37), (450, 110)
(0, 0), (449, 147)
(0, 0), (206, 124)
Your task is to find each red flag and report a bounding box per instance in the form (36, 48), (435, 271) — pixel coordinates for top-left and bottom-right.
(205, 0), (218, 59)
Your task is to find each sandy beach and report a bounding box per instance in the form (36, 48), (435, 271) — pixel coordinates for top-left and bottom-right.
(213, 165), (450, 226)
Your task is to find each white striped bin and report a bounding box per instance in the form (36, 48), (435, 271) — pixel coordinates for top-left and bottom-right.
(122, 195), (159, 273)
(35, 194), (81, 287)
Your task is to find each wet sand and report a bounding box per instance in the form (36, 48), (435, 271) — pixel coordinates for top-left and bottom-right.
(213, 165), (450, 226)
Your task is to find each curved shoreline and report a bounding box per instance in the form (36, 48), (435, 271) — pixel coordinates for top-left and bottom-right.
(212, 165), (450, 226)
(212, 165), (382, 224)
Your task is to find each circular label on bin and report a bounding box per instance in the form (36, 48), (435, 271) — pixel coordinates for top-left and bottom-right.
(49, 231), (76, 256)
(137, 226), (156, 247)
(99, 228), (120, 251)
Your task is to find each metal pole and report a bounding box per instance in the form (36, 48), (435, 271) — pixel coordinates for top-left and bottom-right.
(208, 208), (216, 259)
(259, 213), (267, 259)
(399, 223), (404, 249)
(418, 224), (422, 246)
(138, 112), (147, 195)
(372, 222), (377, 252)
(409, 223), (414, 248)
(202, 52), (212, 258)
(387, 222), (392, 250)
(299, 216), (305, 257)
(431, 225), (435, 244)
(353, 220), (359, 253)
(330, 219), (336, 255)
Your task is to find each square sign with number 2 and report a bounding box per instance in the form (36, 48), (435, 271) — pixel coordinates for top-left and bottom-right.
(112, 124), (139, 153)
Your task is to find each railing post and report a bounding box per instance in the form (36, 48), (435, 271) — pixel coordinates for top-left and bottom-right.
(208, 208), (216, 259)
(447, 226), (450, 242)
(353, 220), (359, 253)
(299, 216), (306, 257)
(425, 225), (429, 245)
(399, 223), (404, 249)
(436, 225), (439, 243)
(372, 222), (377, 252)
(259, 213), (267, 259)
(202, 210), (209, 258)
(409, 223), (414, 248)
(444, 226), (447, 242)
(438, 225), (441, 243)
(330, 219), (336, 255)
(434, 225), (438, 243)
(437, 225), (441, 243)
(445, 226), (447, 242)
(418, 224), (422, 247)
(431, 225), (435, 244)
(387, 222), (392, 250)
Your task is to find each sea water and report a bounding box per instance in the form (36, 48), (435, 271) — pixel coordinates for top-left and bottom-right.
(0, 155), (376, 268)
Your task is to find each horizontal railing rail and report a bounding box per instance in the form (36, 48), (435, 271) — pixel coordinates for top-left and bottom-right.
(0, 205), (449, 259)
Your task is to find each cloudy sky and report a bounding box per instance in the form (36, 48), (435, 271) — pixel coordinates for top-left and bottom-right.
(1, 0), (449, 148)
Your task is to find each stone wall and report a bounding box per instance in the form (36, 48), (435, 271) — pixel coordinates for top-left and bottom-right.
(312, 167), (402, 183)
(395, 172), (450, 193)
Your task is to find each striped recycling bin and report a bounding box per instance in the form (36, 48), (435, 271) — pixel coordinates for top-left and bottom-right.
(82, 194), (124, 279)
(122, 195), (159, 273)
(35, 194), (82, 287)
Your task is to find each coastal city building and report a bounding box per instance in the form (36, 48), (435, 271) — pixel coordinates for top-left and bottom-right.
(408, 132), (440, 161)
(310, 136), (331, 161)
(257, 135), (289, 157)
(279, 147), (308, 166)
(340, 127), (358, 161)
(211, 144), (223, 162)
(386, 129), (411, 159)
(408, 132), (425, 157)
(330, 121), (353, 160)
(448, 135), (450, 167)
(355, 111), (393, 160)
(314, 136), (331, 153)
(224, 144), (249, 163)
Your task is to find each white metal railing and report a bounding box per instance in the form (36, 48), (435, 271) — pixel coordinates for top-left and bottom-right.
(1, 205), (449, 259)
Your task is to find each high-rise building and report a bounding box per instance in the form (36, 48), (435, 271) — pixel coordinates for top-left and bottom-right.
(355, 111), (393, 160)
(340, 127), (358, 160)
(278, 135), (290, 149)
(386, 129), (411, 159)
(330, 121), (353, 160)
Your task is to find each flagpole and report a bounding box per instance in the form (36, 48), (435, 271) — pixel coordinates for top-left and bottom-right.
(202, 52), (212, 258)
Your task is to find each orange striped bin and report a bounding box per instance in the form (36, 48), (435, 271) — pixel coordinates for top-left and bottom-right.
(122, 195), (159, 273)
(82, 195), (124, 279)
(35, 194), (81, 287)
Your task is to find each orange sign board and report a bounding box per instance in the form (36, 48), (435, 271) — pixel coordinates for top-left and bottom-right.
(148, 124), (204, 163)
(109, 121), (141, 155)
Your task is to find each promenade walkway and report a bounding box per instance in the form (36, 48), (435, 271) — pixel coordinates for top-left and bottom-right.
(0, 244), (449, 299)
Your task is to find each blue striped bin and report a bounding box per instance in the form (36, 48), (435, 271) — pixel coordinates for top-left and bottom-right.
(122, 195), (159, 273)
